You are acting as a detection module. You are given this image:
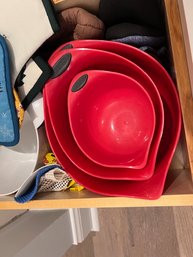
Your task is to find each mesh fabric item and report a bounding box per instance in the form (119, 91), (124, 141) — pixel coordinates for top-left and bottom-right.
(38, 168), (73, 192)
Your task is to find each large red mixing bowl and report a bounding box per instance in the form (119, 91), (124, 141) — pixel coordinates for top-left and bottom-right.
(43, 40), (181, 199)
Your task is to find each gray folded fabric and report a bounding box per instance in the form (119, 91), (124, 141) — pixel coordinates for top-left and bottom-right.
(106, 22), (163, 40)
(112, 35), (165, 48)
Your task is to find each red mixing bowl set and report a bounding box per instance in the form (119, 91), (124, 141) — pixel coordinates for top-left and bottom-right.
(43, 40), (181, 200)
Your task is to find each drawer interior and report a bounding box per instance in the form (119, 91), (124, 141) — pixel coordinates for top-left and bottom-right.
(1, 0), (193, 209)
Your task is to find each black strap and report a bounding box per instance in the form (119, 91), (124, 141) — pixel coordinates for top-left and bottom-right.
(42, 0), (60, 33)
(16, 57), (53, 110)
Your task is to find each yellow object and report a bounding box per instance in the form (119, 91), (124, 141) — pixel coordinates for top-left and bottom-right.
(52, 0), (100, 14)
(43, 153), (84, 191)
(43, 153), (58, 165)
(13, 88), (24, 127)
(69, 183), (84, 192)
(66, 180), (76, 189)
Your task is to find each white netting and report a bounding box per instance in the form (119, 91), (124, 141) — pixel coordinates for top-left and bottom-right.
(38, 168), (73, 192)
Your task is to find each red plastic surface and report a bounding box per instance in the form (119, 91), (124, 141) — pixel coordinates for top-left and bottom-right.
(43, 40), (181, 199)
(68, 70), (156, 169)
(44, 48), (163, 180)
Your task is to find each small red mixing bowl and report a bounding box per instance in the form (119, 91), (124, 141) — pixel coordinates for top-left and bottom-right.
(68, 70), (155, 169)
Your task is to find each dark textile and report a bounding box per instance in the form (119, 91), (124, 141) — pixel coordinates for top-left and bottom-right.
(99, 0), (165, 31)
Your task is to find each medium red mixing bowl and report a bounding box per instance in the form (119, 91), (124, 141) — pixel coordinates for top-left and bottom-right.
(44, 48), (163, 180)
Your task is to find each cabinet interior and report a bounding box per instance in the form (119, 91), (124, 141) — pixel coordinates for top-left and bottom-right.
(1, 0), (193, 209)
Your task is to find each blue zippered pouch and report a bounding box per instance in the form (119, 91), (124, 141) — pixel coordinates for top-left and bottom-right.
(0, 35), (19, 146)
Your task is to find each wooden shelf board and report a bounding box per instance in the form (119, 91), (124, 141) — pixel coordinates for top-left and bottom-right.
(0, 169), (193, 210)
(164, 0), (193, 180)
